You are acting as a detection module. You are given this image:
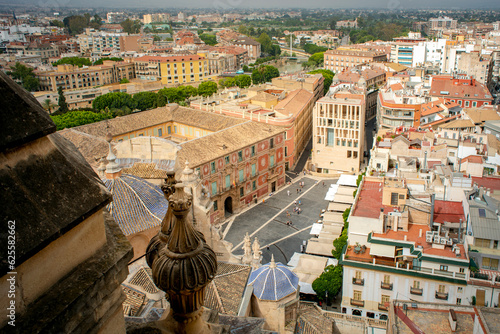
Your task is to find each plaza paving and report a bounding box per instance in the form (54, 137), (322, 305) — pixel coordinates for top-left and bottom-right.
(222, 176), (338, 265)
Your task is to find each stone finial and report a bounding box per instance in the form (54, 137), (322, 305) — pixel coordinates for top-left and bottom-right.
(269, 254), (277, 269)
(148, 183), (217, 332)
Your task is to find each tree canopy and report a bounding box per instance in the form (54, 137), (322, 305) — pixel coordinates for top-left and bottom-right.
(303, 44), (328, 54)
(120, 19), (142, 34)
(92, 92), (137, 112)
(50, 110), (112, 130)
(199, 33), (217, 46)
(197, 81), (218, 97)
(252, 65), (280, 85)
(312, 265), (343, 301)
(132, 92), (157, 111)
(256, 32), (281, 57)
(57, 86), (69, 114)
(52, 57), (92, 68)
(7, 62), (39, 91)
(93, 57), (124, 65)
(63, 14), (101, 35)
(307, 69), (335, 95)
(219, 75), (252, 89)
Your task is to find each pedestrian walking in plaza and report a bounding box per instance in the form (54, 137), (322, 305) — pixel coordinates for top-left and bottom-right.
(298, 200), (301, 206)
(287, 190), (290, 196)
(322, 181), (325, 187)
(296, 188), (299, 194)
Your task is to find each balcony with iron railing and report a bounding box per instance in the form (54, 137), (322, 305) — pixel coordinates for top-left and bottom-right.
(342, 248), (467, 282)
(381, 282), (393, 290)
(350, 298), (364, 307)
(352, 277), (364, 286)
(435, 291), (448, 300)
(410, 287), (423, 295)
(378, 302), (389, 311)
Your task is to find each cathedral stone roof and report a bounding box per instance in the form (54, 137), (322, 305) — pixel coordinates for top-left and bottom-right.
(248, 259), (299, 301)
(102, 174), (168, 236)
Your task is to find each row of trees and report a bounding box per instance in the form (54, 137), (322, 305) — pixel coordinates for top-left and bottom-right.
(218, 75), (252, 89)
(52, 57), (124, 68)
(50, 81), (219, 131)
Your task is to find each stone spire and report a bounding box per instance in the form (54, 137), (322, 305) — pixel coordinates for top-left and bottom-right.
(104, 132), (121, 178)
(252, 237), (262, 269)
(242, 232), (252, 265)
(269, 254), (277, 269)
(97, 157), (106, 177)
(147, 183), (217, 333)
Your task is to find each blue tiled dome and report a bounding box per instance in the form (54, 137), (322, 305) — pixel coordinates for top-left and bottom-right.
(102, 174), (168, 236)
(248, 259), (299, 301)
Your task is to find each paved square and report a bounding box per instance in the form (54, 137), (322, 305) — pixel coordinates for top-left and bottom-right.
(222, 176), (339, 265)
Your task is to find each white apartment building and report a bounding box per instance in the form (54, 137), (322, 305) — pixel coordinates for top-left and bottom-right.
(77, 29), (126, 55)
(341, 177), (470, 320)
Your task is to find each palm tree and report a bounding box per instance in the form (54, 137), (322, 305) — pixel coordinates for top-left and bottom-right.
(42, 99), (55, 114)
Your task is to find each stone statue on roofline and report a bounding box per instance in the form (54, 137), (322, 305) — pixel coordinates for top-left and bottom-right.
(242, 232), (253, 265)
(252, 237), (262, 269)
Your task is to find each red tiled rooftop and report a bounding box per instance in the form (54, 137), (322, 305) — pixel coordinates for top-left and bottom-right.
(352, 181), (398, 219)
(433, 200), (464, 224)
(461, 155), (483, 164)
(471, 176), (500, 190)
(430, 76), (492, 101)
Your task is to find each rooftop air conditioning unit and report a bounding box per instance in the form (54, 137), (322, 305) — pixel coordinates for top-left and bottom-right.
(447, 239), (453, 246)
(440, 237), (447, 245)
(426, 235), (433, 243)
(433, 235), (440, 243)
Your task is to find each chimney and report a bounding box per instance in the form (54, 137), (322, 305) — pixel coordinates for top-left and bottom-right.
(404, 235), (407, 241)
(419, 229), (423, 238)
(448, 309), (457, 332)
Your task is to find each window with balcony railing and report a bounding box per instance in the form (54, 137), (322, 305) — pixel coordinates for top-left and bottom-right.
(352, 277), (364, 286)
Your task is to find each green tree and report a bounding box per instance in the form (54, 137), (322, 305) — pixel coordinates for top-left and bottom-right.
(57, 87), (69, 114)
(308, 52), (324, 67)
(52, 57), (92, 68)
(121, 19), (142, 34)
(262, 65), (280, 82)
(197, 81), (218, 97)
(50, 20), (64, 28)
(93, 57), (124, 65)
(180, 85), (198, 98)
(23, 75), (40, 92)
(307, 69), (335, 95)
(92, 92), (136, 112)
(132, 92), (157, 111)
(234, 75), (252, 88)
(120, 78), (130, 84)
(42, 98), (55, 113)
(303, 44), (328, 54)
(7, 62), (39, 91)
(50, 110), (112, 130)
(63, 15), (92, 35)
(332, 231), (348, 260)
(199, 33), (217, 46)
(251, 69), (263, 85)
(312, 265), (343, 302)
(219, 77), (235, 88)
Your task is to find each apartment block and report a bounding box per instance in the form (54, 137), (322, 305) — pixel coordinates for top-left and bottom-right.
(133, 55), (208, 84)
(324, 49), (387, 73)
(312, 89), (366, 174)
(429, 17), (458, 31)
(341, 177), (469, 320)
(35, 60), (135, 91)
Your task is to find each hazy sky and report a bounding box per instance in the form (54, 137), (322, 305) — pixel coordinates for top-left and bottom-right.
(5, 0), (500, 9)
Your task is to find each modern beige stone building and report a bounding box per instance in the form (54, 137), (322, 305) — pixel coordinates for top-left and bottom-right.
(324, 49), (387, 73)
(312, 89), (366, 174)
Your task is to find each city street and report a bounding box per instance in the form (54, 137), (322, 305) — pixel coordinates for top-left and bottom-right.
(222, 176), (338, 265)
